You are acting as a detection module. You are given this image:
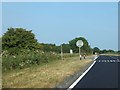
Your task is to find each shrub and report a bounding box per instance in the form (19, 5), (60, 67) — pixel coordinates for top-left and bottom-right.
(2, 49), (61, 72)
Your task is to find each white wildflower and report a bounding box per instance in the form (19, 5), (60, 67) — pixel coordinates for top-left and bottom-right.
(13, 56), (16, 58)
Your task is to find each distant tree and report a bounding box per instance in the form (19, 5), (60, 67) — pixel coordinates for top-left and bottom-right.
(107, 49), (115, 53)
(62, 43), (71, 53)
(2, 28), (38, 51)
(102, 49), (107, 53)
(100, 49), (115, 54)
(39, 43), (60, 53)
(118, 50), (120, 54)
(69, 37), (92, 54)
(93, 47), (100, 54)
(55, 46), (61, 53)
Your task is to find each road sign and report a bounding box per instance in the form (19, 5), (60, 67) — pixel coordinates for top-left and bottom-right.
(70, 49), (73, 54)
(76, 40), (83, 47)
(76, 40), (83, 60)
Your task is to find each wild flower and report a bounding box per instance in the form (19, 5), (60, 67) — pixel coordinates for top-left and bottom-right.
(36, 50), (39, 53)
(19, 62), (25, 67)
(26, 60), (29, 64)
(13, 56), (16, 58)
(42, 51), (44, 54)
(3, 49), (61, 72)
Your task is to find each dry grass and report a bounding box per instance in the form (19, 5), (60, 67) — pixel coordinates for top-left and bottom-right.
(2, 56), (93, 88)
(0, 58), (2, 89)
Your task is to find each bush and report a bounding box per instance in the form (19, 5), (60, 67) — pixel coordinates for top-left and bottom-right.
(2, 28), (38, 51)
(2, 49), (61, 72)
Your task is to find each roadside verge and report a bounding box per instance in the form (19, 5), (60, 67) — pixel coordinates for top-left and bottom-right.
(56, 55), (97, 89)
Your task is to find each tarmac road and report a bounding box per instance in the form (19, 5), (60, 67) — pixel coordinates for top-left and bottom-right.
(72, 55), (120, 89)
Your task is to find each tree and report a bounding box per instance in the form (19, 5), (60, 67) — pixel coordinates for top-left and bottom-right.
(93, 47), (100, 54)
(69, 37), (92, 54)
(39, 43), (60, 53)
(107, 49), (115, 53)
(62, 43), (71, 53)
(101, 49), (107, 54)
(2, 28), (38, 51)
(118, 50), (120, 54)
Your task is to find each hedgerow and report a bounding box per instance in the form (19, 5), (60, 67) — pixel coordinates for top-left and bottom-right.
(2, 49), (61, 72)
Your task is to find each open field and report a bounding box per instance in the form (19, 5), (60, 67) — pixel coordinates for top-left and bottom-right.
(2, 56), (93, 88)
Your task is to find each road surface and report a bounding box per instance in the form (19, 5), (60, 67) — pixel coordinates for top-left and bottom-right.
(72, 55), (120, 89)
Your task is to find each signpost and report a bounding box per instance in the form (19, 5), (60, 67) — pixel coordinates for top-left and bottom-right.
(76, 40), (83, 60)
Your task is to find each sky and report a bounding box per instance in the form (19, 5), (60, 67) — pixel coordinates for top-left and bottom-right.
(2, 2), (118, 50)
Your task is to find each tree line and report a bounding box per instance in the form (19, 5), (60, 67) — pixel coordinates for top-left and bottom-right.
(1, 28), (119, 72)
(93, 47), (118, 54)
(1, 27), (118, 55)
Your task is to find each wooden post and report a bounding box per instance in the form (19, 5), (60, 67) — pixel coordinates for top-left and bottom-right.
(61, 44), (63, 60)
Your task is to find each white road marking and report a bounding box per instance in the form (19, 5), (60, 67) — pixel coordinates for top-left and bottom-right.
(117, 59), (119, 62)
(113, 60), (115, 62)
(104, 60), (106, 62)
(94, 56), (98, 60)
(110, 60), (113, 62)
(67, 61), (96, 90)
(107, 60), (109, 62)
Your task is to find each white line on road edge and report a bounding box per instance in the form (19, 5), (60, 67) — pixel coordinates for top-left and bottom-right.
(93, 55), (98, 60)
(67, 60), (96, 90)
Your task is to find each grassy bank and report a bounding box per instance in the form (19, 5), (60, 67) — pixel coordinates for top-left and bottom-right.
(0, 57), (2, 89)
(3, 56), (93, 88)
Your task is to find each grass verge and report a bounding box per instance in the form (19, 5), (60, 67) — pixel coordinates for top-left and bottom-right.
(3, 56), (93, 88)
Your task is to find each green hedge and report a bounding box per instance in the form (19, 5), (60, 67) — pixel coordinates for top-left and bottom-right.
(2, 49), (61, 72)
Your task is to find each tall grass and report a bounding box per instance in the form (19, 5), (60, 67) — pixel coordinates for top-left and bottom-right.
(2, 49), (61, 72)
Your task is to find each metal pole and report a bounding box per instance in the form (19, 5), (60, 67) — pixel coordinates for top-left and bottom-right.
(79, 47), (81, 60)
(79, 47), (80, 56)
